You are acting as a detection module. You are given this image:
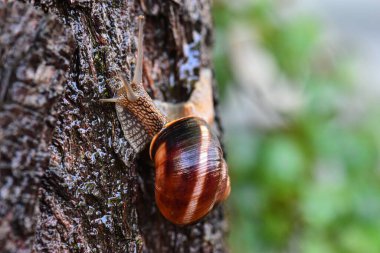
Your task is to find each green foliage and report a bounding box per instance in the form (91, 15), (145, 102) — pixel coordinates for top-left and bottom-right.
(213, 1), (380, 252)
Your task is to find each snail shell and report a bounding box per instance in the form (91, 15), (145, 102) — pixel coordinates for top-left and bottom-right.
(150, 117), (230, 225)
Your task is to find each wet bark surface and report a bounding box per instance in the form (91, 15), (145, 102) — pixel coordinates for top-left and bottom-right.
(0, 1), (228, 252)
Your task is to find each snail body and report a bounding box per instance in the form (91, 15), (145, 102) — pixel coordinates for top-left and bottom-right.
(101, 16), (230, 225)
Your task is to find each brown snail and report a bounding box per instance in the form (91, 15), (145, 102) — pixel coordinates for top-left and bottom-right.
(101, 16), (230, 225)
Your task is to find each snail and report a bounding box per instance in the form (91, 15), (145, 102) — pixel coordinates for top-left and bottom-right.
(101, 16), (230, 225)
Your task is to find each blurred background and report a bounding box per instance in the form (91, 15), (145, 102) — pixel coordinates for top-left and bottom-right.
(212, 0), (380, 252)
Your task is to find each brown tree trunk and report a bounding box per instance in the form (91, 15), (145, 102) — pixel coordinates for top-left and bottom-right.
(0, 1), (228, 252)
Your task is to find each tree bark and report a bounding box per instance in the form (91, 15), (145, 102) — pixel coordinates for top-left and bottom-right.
(0, 1), (228, 252)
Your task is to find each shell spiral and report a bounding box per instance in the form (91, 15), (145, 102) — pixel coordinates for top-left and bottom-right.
(150, 117), (230, 225)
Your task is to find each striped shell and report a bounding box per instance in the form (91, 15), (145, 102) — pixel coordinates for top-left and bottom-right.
(150, 117), (230, 225)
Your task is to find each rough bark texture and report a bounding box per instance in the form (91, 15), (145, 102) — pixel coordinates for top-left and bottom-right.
(0, 1), (228, 252)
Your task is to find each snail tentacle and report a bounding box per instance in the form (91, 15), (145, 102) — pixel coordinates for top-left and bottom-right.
(132, 16), (145, 85)
(99, 97), (121, 103)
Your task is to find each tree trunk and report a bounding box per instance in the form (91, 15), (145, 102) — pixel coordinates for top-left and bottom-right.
(0, 1), (228, 252)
